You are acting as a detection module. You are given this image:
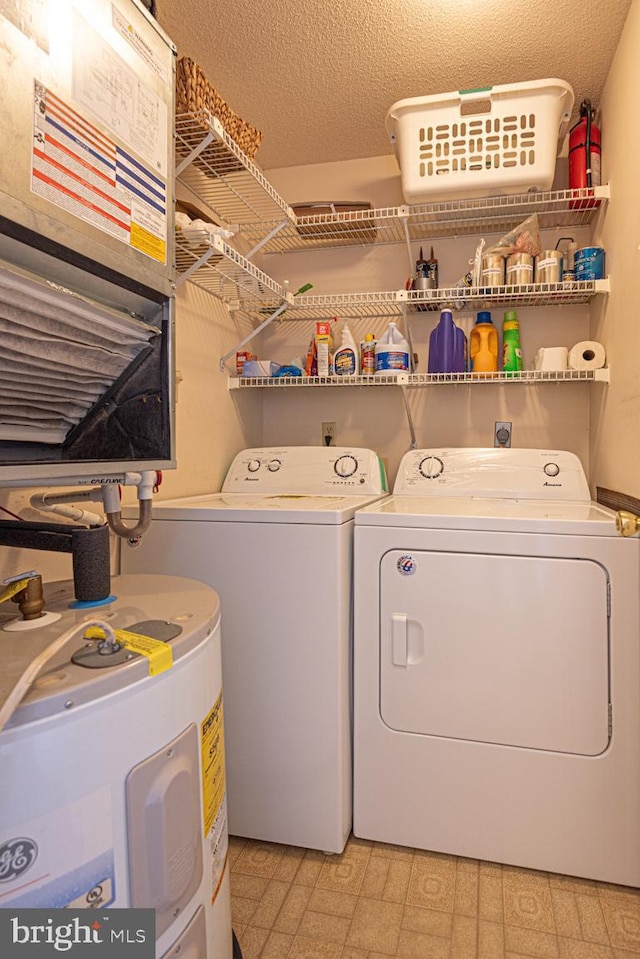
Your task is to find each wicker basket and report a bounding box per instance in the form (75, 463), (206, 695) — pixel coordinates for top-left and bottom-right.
(176, 57), (262, 161)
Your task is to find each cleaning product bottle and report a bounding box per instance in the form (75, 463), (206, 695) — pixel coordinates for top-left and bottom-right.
(428, 309), (465, 374)
(375, 321), (409, 373)
(469, 311), (499, 373)
(315, 319), (335, 376)
(333, 323), (358, 375)
(502, 310), (523, 375)
(360, 332), (376, 375)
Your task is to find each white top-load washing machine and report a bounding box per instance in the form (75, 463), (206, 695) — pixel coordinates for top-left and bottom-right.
(122, 447), (387, 854)
(0, 574), (233, 959)
(353, 447), (640, 886)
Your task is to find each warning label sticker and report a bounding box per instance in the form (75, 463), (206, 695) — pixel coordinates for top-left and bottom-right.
(201, 692), (228, 903)
(31, 82), (167, 264)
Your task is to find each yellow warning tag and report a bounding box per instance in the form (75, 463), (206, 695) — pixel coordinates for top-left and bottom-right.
(201, 691), (226, 837)
(116, 628), (173, 675)
(85, 626), (173, 676)
(0, 579), (30, 604)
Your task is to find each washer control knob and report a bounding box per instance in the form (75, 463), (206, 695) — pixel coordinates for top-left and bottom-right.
(543, 462), (560, 477)
(247, 459), (261, 473)
(419, 456), (444, 479)
(334, 455), (358, 478)
(267, 459), (282, 472)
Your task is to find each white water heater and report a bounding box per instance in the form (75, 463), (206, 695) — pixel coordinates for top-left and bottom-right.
(0, 574), (232, 959)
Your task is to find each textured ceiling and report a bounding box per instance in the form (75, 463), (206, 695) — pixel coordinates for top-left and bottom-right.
(155, 0), (632, 171)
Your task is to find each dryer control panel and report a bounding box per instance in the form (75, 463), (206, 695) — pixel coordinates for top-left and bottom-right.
(222, 447), (387, 494)
(394, 448), (591, 501)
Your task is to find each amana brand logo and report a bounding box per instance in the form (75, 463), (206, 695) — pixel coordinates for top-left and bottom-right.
(0, 837), (38, 882)
(543, 481), (562, 487)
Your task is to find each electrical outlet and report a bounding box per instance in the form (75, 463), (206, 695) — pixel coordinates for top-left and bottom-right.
(494, 421), (512, 448)
(322, 421), (336, 447)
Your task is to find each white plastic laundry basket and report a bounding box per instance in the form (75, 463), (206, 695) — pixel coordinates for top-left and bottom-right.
(386, 79), (574, 204)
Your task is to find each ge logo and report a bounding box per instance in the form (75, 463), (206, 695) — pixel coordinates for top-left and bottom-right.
(0, 837), (38, 882)
(397, 555), (417, 576)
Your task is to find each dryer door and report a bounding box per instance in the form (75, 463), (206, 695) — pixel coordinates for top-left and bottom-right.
(380, 550), (610, 755)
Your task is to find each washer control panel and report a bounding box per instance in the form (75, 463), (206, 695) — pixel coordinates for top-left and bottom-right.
(394, 448), (591, 501)
(222, 447), (387, 494)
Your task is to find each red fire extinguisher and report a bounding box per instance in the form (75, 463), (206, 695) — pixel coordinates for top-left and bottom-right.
(569, 99), (601, 190)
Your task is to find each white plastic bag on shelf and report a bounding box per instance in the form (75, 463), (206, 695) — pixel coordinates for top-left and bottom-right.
(182, 219), (235, 245)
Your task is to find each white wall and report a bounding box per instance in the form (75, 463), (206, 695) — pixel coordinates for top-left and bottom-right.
(590, 0), (640, 499)
(153, 283), (263, 499)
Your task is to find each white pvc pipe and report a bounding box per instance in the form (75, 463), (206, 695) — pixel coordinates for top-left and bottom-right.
(30, 491), (105, 528)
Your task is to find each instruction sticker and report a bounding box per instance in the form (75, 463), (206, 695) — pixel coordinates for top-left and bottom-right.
(201, 692), (228, 903)
(72, 9), (168, 176)
(31, 81), (167, 263)
(111, 5), (169, 84)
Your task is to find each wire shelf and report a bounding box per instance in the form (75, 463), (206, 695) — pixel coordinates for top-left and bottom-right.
(229, 369), (610, 389)
(229, 280), (608, 322)
(175, 112), (293, 224)
(175, 232), (290, 302)
(404, 279), (609, 312)
(173, 117), (610, 378)
(234, 187), (609, 253)
(278, 290), (404, 321)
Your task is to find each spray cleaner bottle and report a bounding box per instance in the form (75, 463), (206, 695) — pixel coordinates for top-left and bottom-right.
(333, 323), (358, 375)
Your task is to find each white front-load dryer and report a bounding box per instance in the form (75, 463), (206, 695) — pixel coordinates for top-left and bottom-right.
(353, 448), (640, 886)
(0, 574), (233, 959)
(122, 447), (387, 854)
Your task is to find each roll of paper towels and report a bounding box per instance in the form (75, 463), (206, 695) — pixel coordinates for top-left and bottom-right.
(534, 346), (568, 371)
(568, 341), (606, 371)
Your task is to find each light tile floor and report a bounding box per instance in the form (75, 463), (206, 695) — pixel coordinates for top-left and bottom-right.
(229, 834), (640, 959)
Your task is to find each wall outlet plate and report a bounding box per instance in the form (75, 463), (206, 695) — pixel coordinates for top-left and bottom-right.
(322, 421), (336, 446)
(494, 421), (512, 448)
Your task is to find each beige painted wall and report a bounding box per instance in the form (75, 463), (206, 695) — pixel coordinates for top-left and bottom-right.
(153, 283), (263, 499)
(589, 0), (640, 499)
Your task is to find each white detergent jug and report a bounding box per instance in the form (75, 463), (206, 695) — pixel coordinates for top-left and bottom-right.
(375, 321), (409, 373)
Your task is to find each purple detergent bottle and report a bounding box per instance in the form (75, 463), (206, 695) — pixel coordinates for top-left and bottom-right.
(428, 309), (466, 373)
